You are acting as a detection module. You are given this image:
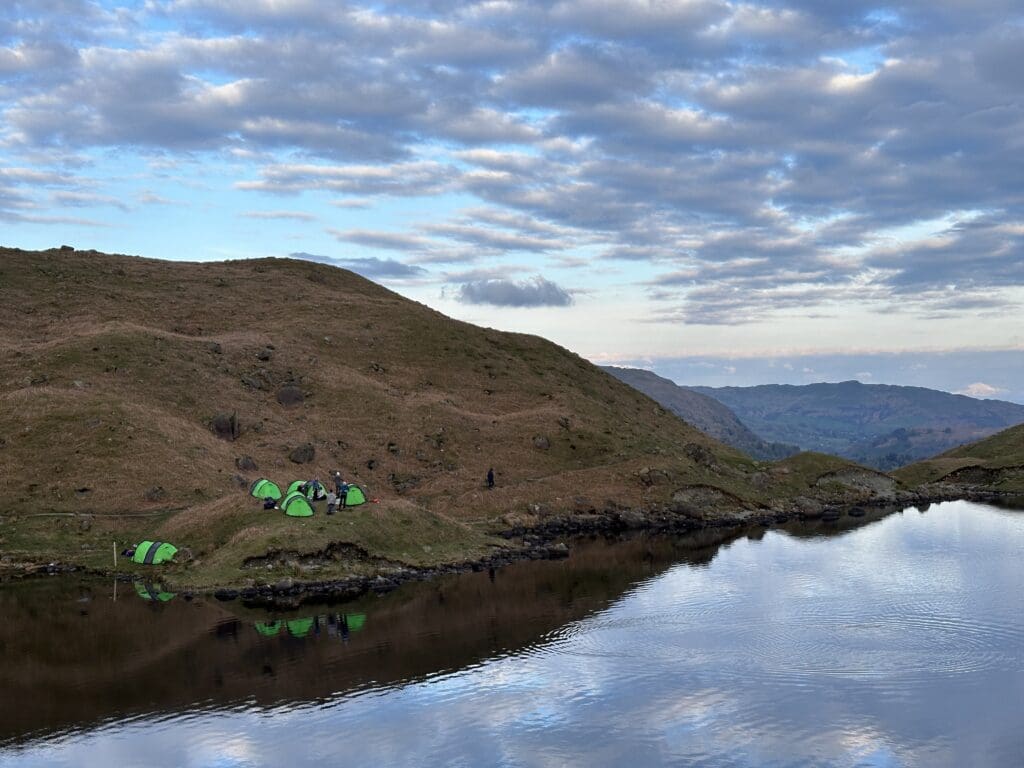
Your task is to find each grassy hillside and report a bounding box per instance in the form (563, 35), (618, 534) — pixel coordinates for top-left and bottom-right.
(893, 423), (1024, 493)
(604, 366), (797, 460)
(0, 247), (907, 586)
(693, 381), (1024, 469)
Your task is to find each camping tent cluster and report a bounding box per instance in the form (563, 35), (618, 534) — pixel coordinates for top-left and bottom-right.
(249, 476), (367, 516)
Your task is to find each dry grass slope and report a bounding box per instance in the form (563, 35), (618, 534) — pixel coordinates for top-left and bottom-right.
(0, 247), (897, 584)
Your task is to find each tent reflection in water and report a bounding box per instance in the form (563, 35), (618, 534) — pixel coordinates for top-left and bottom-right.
(253, 614), (368, 639)
(281, 491), (315, 517)
(134, 581), (175, 602)
(249, 478), (282, 501)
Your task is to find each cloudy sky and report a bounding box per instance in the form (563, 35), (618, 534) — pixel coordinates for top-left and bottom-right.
(2, 1), (1023, 400)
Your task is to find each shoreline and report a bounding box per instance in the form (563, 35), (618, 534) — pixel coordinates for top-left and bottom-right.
(3, 489), (1018, 606)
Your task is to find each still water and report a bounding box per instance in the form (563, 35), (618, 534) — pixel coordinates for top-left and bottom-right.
(1, 500), (1022, 767)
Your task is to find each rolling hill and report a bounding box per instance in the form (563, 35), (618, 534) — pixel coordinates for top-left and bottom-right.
(0, 247), (917, 586)
(603, 366), (797, 460)
(893, 423), (1024, 494)
(692, 381), (1024, 470)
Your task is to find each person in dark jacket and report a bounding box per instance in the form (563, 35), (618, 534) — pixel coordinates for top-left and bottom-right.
(487, 467), (495, 489)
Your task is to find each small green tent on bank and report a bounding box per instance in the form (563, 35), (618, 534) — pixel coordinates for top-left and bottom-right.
(130, 541), (178, 565)
(344, 485), (367, 506)
(281, 491), (315, 517)
(250, 478), (282, 501)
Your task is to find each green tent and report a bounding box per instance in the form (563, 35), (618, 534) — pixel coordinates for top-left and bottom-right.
(281, 491), (314, 517)
(130, 540), (177, 564)
(346, 613), (367, 631)
(344, 485), (367, 506)
(250, 478), (282, 501)
(255, 620), (283, 637)
(286, 479), (325, 499)
(134, 581), (175, 602)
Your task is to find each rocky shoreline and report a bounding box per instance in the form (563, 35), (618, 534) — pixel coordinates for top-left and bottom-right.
(4, 489), (1019, 608)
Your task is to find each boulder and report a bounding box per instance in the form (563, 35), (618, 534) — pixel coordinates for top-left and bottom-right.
(235, 455), (259, 471)
(289, 443), (315, 464)
(211, 411), (241, 441)
(532, 435), (551, 450)
(276, 385), (305, 406)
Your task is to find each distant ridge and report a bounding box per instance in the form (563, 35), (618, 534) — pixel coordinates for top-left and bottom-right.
(692, 381), (1024, 470)
(603, 367), (798, 460)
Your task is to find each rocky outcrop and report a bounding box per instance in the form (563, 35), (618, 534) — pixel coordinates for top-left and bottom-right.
(210, 411), (241, 441)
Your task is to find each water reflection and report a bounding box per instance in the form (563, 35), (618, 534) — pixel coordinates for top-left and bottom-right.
(2, 500), (1023, 767)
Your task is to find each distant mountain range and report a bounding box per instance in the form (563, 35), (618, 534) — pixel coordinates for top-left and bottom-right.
(602, 367), (798, 460)
(692, 381), (1024, 470)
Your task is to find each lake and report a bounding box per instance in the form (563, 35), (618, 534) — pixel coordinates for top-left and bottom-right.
(1, 499), (1022, 767)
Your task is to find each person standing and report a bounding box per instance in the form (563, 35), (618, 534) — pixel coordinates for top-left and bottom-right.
(487, 467), (495, 489)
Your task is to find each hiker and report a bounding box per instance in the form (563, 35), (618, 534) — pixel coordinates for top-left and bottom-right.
(339, 479), (350, 509)
(326, 491), (338, 515)
(487, 467), (495, 489)
(333, 470), (345, 495)
(263, 498), (277, 510)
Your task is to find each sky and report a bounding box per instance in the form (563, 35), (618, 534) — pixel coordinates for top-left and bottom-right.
(2, 1), (1023, 401)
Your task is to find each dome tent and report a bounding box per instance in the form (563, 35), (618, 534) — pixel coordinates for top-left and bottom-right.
(287, 479), (326, 500)
(130, 541), (178, 565)
(249, 478), (282, 501)
(281, 491), (315, 517)
(344, 485), (367, 506)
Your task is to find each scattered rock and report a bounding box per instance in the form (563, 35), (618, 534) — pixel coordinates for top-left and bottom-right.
(256, 348), (273, 361)
(235, 456), (259, 472)
(231, 474), (249, 489)
(79, 516), (92, 532)
(683, 442), (717, 467)
(214, 589), (239, 601)
(75, 487), (92, 497)
(387, 442), (399, 455)
(211, 411), (241, 441)
(616, 509), (646, 528)
(59, 244), (75, 252)
(366, 458), (378, 470)
(638, 467), (671, 486)
(177, 547), (194, 562)
(848, 506), (867, 517)
(369, 362), (386, 373)
(289, 443), (315, 464)
(793, 496), (824, 518)
(241, 369), (273, 390)
(557, 416), (571, 430)
(532, 435), (551, 450)
(144, 486), (167, 502)
(276, 385), (305, 406)
(206, 342), (222, 355)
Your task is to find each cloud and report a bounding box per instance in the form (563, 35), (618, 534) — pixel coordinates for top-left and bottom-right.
(457, 276), (573, 307)
(329, 228), (433, 252)
(241, 210), (316, 222)
(3, 0), (1024, 335)
(290, 252), (426, 279)
(955, 382), (1007, 399)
